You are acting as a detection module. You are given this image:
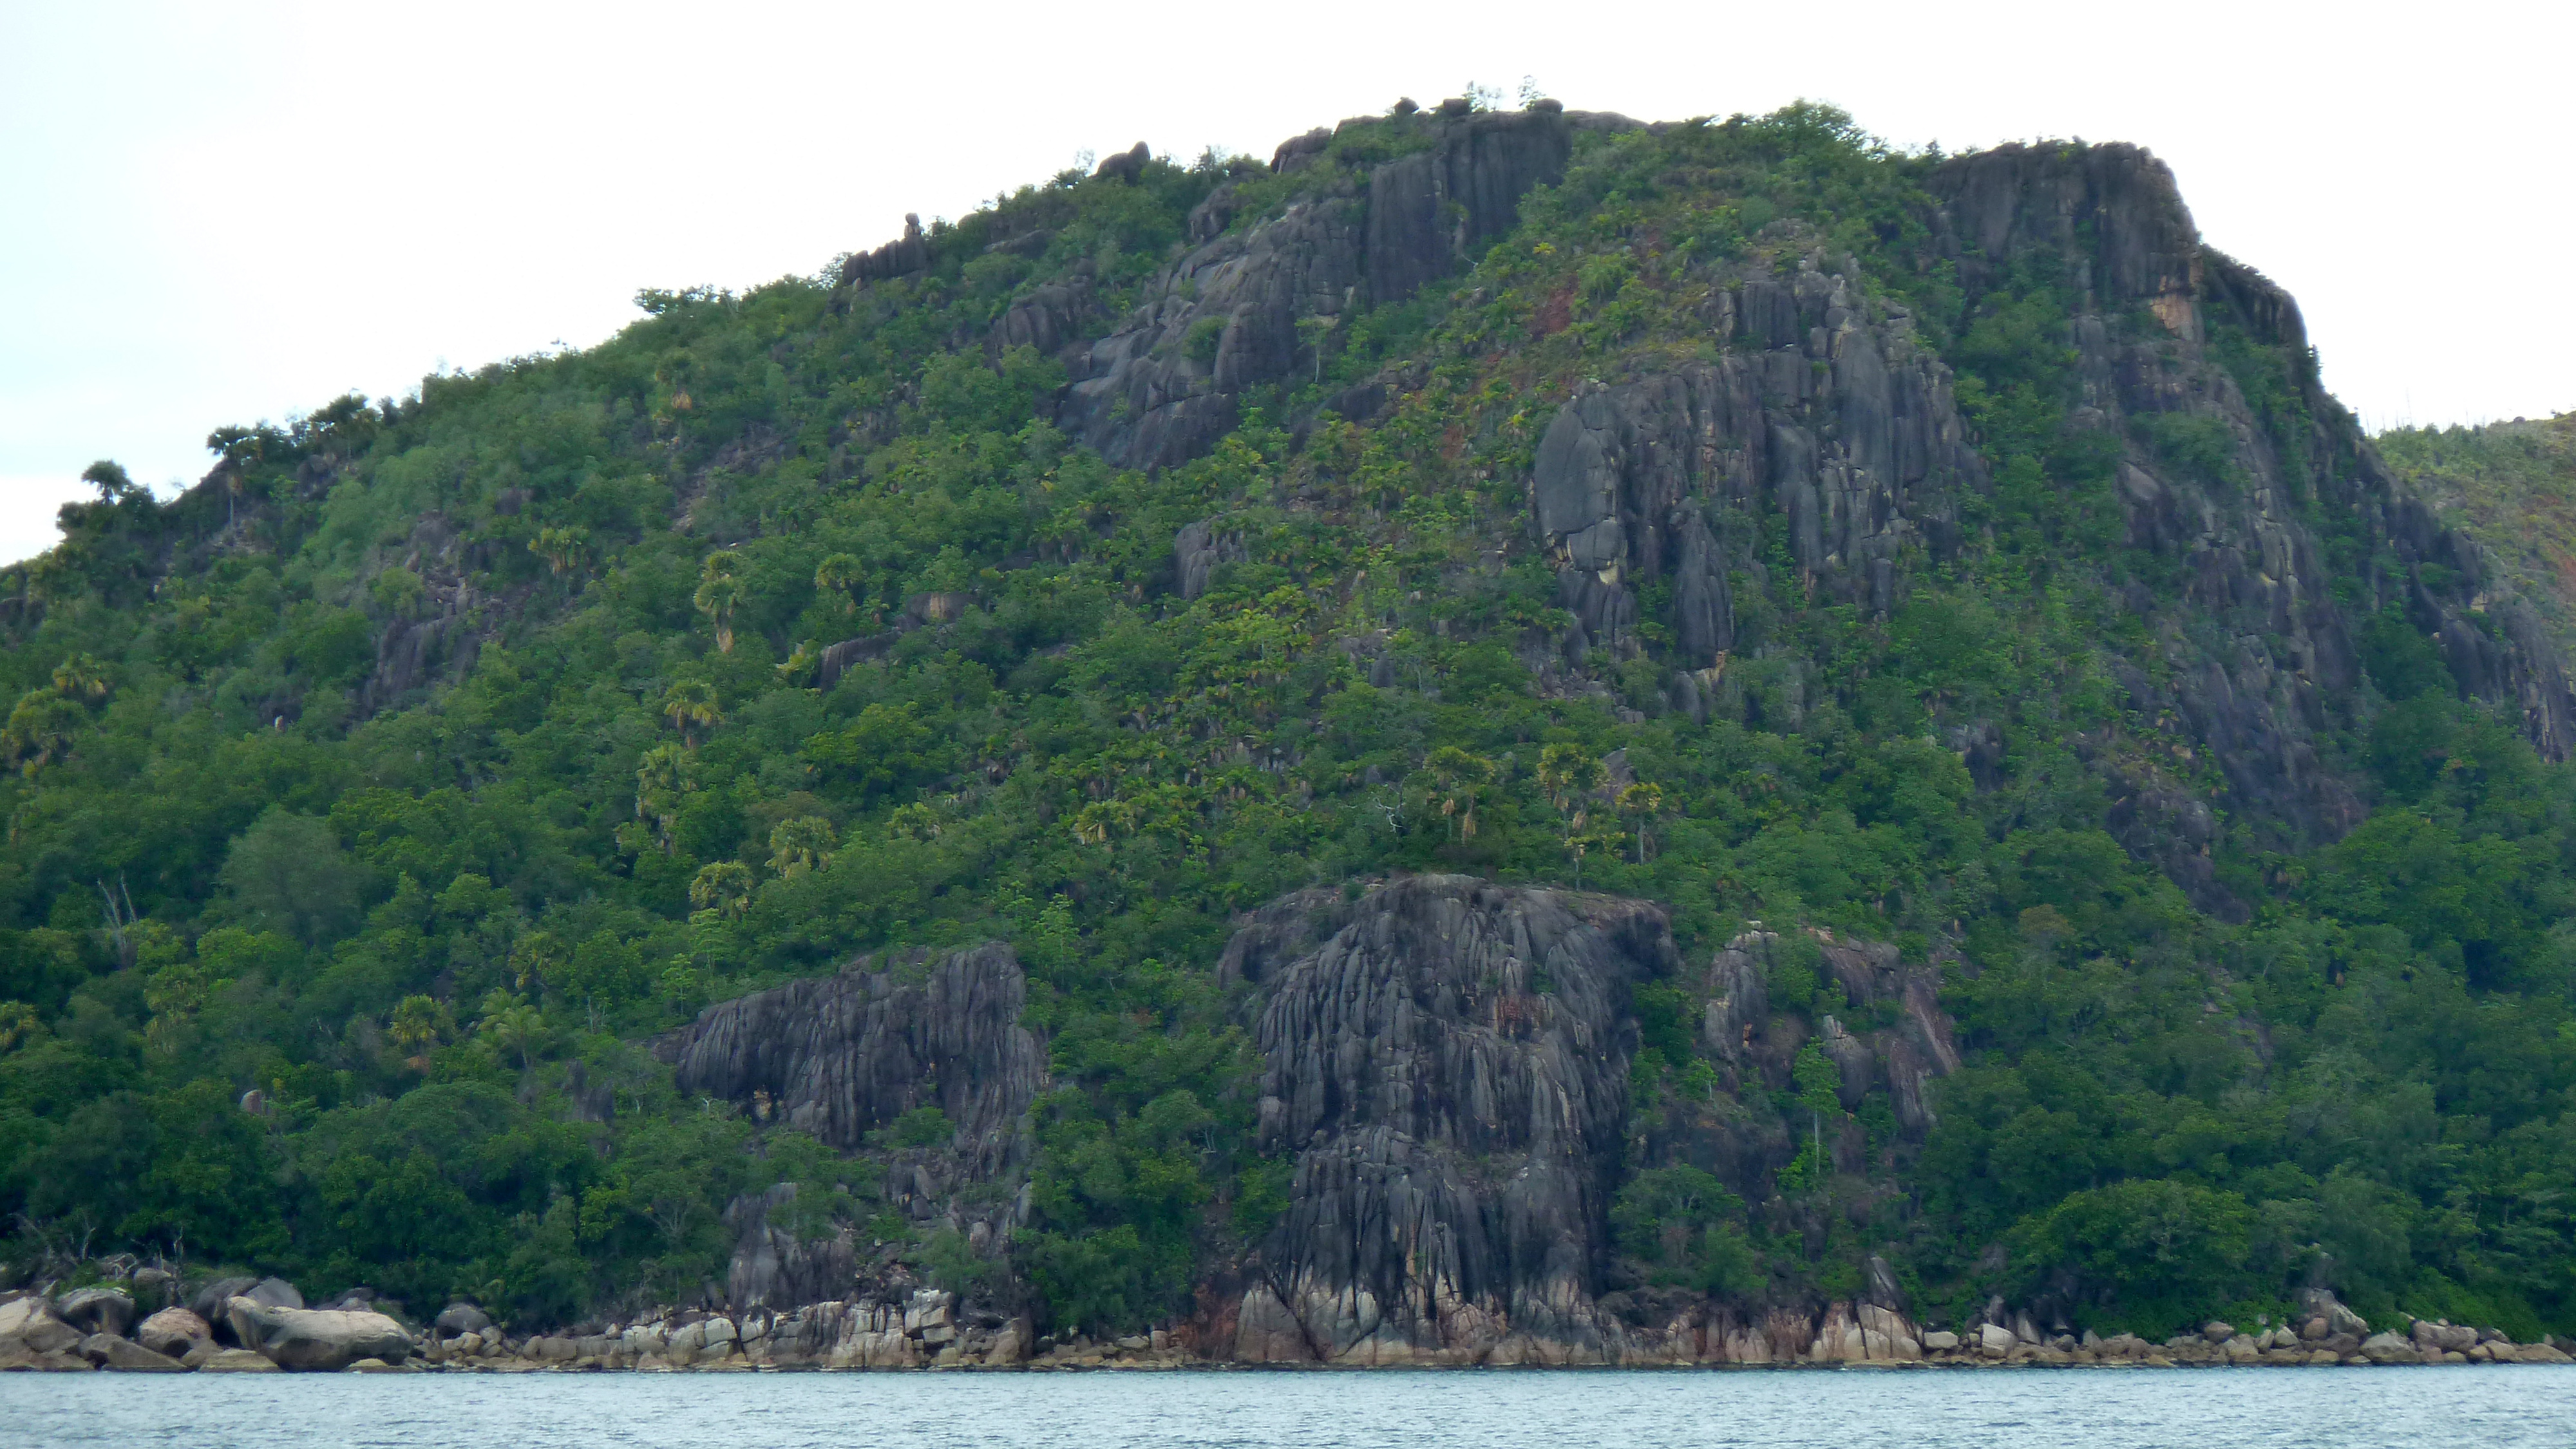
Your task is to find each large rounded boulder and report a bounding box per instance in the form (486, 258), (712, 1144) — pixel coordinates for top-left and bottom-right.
(225, 1298), (414, 1371)
(137, 1307), (212, 1358)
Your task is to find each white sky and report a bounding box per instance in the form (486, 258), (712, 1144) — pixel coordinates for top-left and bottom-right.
(4, 0), (2568, 565)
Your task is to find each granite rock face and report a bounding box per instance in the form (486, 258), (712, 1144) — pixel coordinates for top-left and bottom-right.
(1231, 875), (1677, 1364)
(0, 1296), (82, 1358)
(1928, 142), (2574, 845)
(840, 214), (929, 289)
(665, 943), (1045, 1178)
(1362, 108), (1573, 305)
(81, 1332), (187, 1371)
(1050, 108), (1588, 471)
(665, 943), (1048, 1312)
(1528, 289), (1987, 665)
(1214, 880), (1964, 1367)
(1173, 518), (1247, 600)
(724, 1182), (862, 1312)
(1526, 141), (2576, 911)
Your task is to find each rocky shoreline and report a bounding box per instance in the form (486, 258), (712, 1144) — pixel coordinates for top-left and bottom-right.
(7, 1279), (2571, 1374)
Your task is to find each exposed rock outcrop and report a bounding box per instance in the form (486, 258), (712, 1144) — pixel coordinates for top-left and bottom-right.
(1529, 289), (1986, 663)
(724, 1182), (862, 1312)
(840, 214), (929, 289)
(0, 1295), (83, 1365)
(663, 943), (1045, 1179)
(1174, 518), (1246, 600)
(665, 943), (1048, 1315)
(1927, 142), (2574, 800)
(1232, 875), (1676, 1364)
(1054, 108), (1582, 471)
(1520, 140), (2575, 913)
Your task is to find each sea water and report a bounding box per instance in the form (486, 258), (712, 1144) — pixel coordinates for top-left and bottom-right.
(6, 1365), (2570, 1448)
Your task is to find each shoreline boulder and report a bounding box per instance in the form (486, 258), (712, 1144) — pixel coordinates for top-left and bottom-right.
(137, 1307), (211, 1358)
(82, 1332), (187, 1372)
(225, 1298), (415, 1371)
(57, 1288), (137, 1338)
(0, 1296), (83, 1358)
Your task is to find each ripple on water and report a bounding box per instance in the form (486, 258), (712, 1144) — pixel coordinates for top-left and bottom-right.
(6, 1365), (2574, 1449)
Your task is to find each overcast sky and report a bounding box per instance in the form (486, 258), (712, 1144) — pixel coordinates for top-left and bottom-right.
(4, 0), (2568, 564)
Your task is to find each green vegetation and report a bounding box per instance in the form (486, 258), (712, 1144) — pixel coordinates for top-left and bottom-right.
(2378, 413), (2576, 667)
(2, 103), (2572, 1345)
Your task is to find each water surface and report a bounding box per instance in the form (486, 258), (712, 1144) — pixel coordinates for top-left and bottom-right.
(8, 1365), (2570, 1448)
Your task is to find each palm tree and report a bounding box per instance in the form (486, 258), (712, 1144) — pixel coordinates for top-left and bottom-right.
(481, 1003), (545, 1073)
(388, 995), (447, 1063)
(1424, 746), (1497, 842)
(510, 933), (565, 995)
(634, 743), (697, 849)
(774, 639), (819, 686)
(695, 553), (741, 653)
(688, 861), (755, 919)
(768, 815), (837, 878)
(1616, 782), (1664, 864)
(531, 525), (593, 578)
(3, 690), (87, 773)
(661, 681), (722, 748)
(50, 655), (109, 701)
(813, 554), (864, 616)
(205, 425), (267, 529)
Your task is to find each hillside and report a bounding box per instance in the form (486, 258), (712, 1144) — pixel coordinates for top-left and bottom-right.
(2376, 413), (2576, 672)
(5, 97), (2575, 1359)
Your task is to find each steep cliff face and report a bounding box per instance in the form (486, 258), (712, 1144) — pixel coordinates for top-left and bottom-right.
(1941, 141), (2573, 799)
(1530, 272), (1987, 664)
(1519, 141), (2573, 916)
(663, 944), (1048, 1311)
(663, 943), (1045, 1176)
(1225, 875), (1671, 1364)
(1215, 878), (1958, 1366)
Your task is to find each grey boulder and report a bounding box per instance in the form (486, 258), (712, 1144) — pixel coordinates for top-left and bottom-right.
(0, 1296), (83, 1356)
(56, 1287), (135, 1338)
(82, 1332), (187, 1372)
(245, 1277), (305, 1311)
(225, 1298), (414, 1371)
(189, 1276), (260, 1325)
(433, 1302), (491, 1338)
(2359, 1331), (2417, 1364)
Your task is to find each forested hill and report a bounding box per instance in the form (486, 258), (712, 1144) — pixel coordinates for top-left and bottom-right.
(7, 97), (2576, 1354)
